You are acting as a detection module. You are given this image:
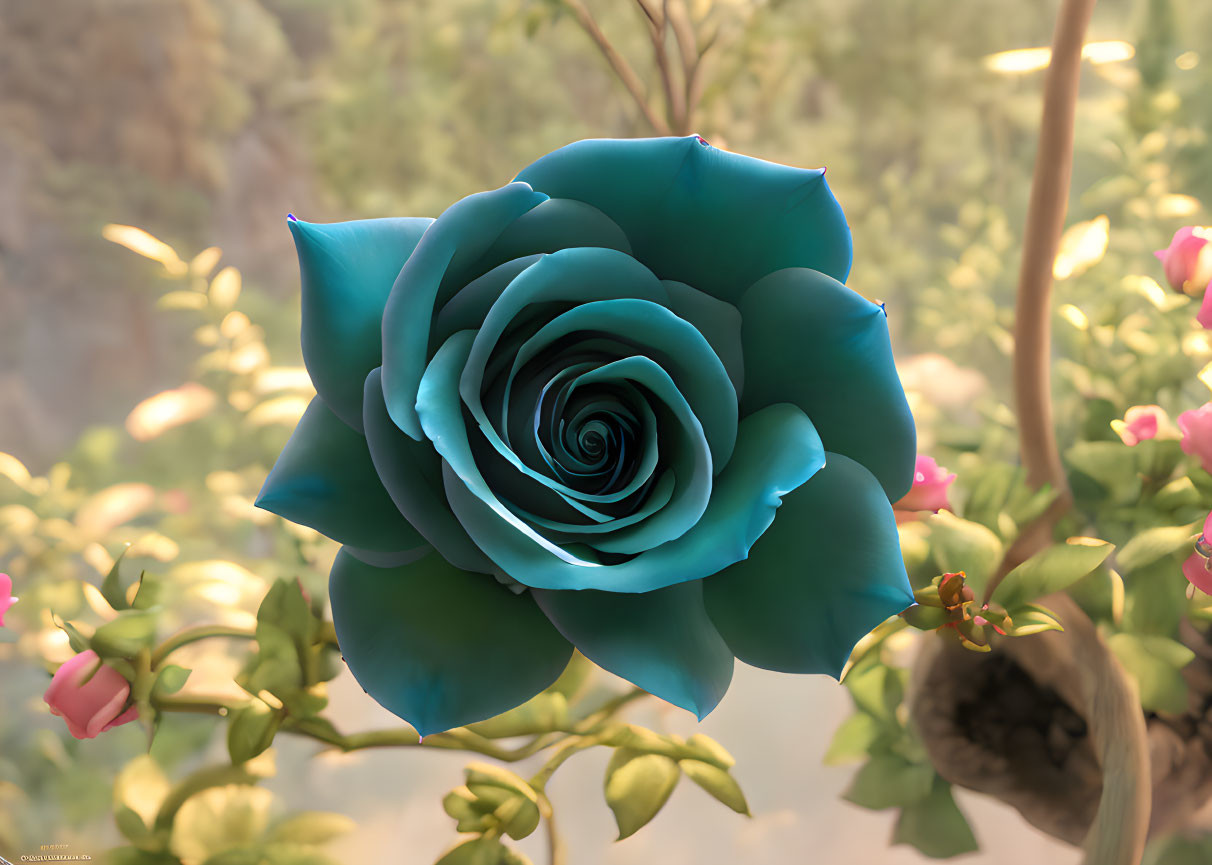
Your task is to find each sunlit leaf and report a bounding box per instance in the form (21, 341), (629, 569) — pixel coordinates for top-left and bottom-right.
(604, 749), (680, 839)
(678, 760), (750, 815)
(209, 266), (243, 310)
(103, 224), (188, 276)
(126, 384), (217, 441)
(1052, 215), (1109, 280)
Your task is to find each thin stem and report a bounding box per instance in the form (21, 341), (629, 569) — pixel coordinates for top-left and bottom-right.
(561, 0), (672, 134)
(645, 0), (687, 134)
(982, 0), (1093, 605)
(568, 686), (647, 733)
(537, 791), (567, 865)
(150, 625), (255, 668)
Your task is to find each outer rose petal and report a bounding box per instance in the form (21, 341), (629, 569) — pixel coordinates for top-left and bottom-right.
(1179, 404), (1212, 473)
(1183, 551), (1212, 595)
(1198, 285), (1212, 330)
(532, 580), (734, 719)
(381, 183), (548, 440)
(702, 453), (914, 676)
(738, 266), (917, 500)
(290, 216), (433, 430)
(43, 650), (135, 739)
(328, 548), (571, 736)
(255, 397), (428, 558)
(1156, 227), (1212, 295)
(514, 136), (851, 303)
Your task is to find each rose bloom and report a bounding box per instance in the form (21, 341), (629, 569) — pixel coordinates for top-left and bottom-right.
(1179, 403), (1212, 474)
(258, 136), (917, 734)
(0, 573), (15, 626)
(1112, 404), (1175, 446)
(893, 455), (956, 523)
(1183, 511), (1212, 595)
(1156, 226), (1212, 296)
(44, 650), (140, 739)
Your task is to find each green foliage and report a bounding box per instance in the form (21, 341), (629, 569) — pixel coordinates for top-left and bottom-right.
(604, 748), (681, 840)
(991, 539), (1115, 610)
(1108, 632), (1195, 713)
(891, 777), (980, 859)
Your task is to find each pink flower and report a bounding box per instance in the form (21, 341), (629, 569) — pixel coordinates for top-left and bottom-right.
(0, 573), (15, 626)
(1179, 403), (1212, 473)
(1155, 226), (1212, 296)
(1182, 512), (1212, 595)
(893, 455), (956, 523)
(43, 650), (139, 739)
(1113, 405), (1171, 446)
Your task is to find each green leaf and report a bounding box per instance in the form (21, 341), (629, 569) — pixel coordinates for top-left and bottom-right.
(92, 610), (159, 658)
(53, 614), (92, 653)
(1116, 525), (1199, 574)
(227, 701), (282, 764)
(500, 847), (535, 865)
(844, 660), (907, 723)
(239, 622), (303, 696)
(991, 539), (1114, 610)
(152, 665), (192, 698)
(115, 805), (159, 850)
(843, 752), (935, 810)
(928, 512), (1004, 597)
(892, 777), (979, 858)
(604, 748), (681, 839)
(466, 691), (568, 739)
(260, 845), (340, 865)
(258, 579), (314, 645)
(823, 712), (883, 765)
(132, 572), (163, 611)
(491, 793), (541, 840)
(1066, 441), (1142, 503)
(267, 812), (356, 845)
(434, 837), (504, 865)
(1001, 605), (1065, 637)
(682, 733), (736, 769)
(102, 545), (133, 610)
(442, 788), (491, 834)
(1108, 633), (1195, 714)
(677, 759), (749, 815)
(1154, 477), (1202, 511)
(464, 763), (538, 801)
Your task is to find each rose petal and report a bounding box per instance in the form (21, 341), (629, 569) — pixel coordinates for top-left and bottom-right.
(1183, 551), (1212, 595)
(361, 367), (495, 575)
(661, 279), (745, 397)
(737, 266), (917, 500)
(439, 401), (824, 593)
(381, 182), (548, 439)
(702, 452), (914, 676)
(290, 216), (432, 430)
(514, 136), (851, 302)
(533, 580), (733, 719)
(328, 547), (571, 736)
(255, 397), (428, 555)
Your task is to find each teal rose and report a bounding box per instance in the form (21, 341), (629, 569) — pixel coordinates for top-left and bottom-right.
(257, 136), (916, 735)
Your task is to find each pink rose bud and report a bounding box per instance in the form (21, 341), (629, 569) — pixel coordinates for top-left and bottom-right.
(1199, 287), (1212, 331)
(1155, 226), (1212, 296)
(1179, 403), (1212, 473)
(893, 455), (956, 522)
(1114, 405), (1166, 446)
(43, 650), (139, 739)
(1183, 550), (1212, 595)
(0, 573), (15, 626)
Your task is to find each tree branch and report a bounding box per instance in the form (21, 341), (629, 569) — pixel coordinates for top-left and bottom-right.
(562, 0), (672, 135)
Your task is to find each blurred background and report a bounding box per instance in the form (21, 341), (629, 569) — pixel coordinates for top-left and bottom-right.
(1, 0), (1210, 862)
